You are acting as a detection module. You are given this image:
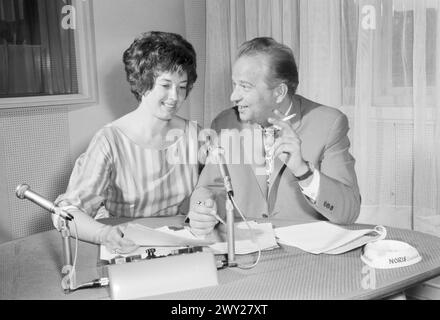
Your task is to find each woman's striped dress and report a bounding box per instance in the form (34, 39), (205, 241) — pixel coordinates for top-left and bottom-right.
(55, 120), (200, 218)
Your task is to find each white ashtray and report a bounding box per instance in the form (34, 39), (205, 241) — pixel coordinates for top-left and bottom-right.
(361, 240), (422, 269)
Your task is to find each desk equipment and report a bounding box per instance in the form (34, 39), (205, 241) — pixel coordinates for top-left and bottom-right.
(100, 243), (204, 264)
(106, 251), (218, 299)
(16, 184), (77, 292)
(15, 183), (107, 294)
(208, 145), (237, 267)
(361, 240), (422, 269)
(3, 216), (440, 300)
(208, 144), (263, 268)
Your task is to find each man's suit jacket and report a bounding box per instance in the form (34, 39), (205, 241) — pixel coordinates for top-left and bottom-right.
(191, 95), (361, 224)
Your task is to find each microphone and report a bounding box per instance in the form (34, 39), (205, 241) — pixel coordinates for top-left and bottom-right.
(208, 146), (234, 198)
(207, 144), (236, 266)
(15, 184), (73, 221)
(205, 139), (236, 267)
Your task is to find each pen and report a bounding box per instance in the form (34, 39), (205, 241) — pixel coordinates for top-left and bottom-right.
(196, 201), (226, 225)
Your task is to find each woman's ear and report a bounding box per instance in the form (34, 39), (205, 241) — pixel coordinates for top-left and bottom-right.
(274, 83), (288, 104)
(141, 90), (150, 101)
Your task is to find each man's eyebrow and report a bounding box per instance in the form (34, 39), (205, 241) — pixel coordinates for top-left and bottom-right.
(236, 80), (255, 87)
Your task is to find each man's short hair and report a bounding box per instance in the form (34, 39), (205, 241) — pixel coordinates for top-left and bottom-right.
(238, 37), (298, 95)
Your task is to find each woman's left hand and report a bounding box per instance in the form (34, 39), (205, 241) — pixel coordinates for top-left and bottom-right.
(98, 225), (139, 254)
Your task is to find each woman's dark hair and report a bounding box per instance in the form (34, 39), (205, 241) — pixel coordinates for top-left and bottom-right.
(123, 31), (197, 101)
(237, 37), (298, 96)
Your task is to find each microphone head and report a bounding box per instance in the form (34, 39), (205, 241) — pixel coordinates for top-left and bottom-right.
(16, 184), (30, 199)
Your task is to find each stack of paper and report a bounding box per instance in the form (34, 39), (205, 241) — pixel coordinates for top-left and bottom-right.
(209, 221), (279, 255)
(274, 221), (386, 255)
(122, 223), (215, 247)
(100, 223), (213, 262)
(158, 221), (279, 255)
(100, 221), (279, 262)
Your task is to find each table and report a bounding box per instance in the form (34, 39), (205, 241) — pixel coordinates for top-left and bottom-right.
(2, 216), (440, 300)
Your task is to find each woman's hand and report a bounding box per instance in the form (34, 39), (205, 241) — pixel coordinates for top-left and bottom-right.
(98, 225), (139, 254)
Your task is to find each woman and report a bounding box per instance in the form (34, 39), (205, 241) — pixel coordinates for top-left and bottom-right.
(54, 31), (200, 254)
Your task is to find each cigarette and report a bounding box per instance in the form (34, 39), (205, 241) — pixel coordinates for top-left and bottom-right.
(281, 113), (296, 122)
(272, 113), (296, 130)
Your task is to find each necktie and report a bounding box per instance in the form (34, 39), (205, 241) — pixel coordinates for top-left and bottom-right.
(262, 127), (276, 184)
(261, 101), (294, 182)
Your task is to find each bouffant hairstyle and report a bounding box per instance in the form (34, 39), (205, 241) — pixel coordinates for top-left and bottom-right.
(237, 37), (298, 96)
(123, 31), (197, 101)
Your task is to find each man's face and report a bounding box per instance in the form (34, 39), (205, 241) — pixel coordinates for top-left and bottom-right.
(230, 54), (276, 126)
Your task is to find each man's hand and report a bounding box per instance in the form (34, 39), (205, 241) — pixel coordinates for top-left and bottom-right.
(98, 225), (139, 254)
(188, 198), (218, 237)
(268, 110), (309, 176)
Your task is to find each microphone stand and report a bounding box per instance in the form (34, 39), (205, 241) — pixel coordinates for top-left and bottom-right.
(208, 146), (237, 268)
(16, 184), (112, 293)
(225, 195), (236, 267)
(219, 155), (237, 267)
(59, 216), (76, 293)
(15, 184), (76, 293)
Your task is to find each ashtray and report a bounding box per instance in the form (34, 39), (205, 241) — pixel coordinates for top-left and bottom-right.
(361, 240), (422, 269)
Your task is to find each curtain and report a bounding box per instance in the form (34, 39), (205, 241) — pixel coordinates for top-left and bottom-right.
(204, 0), (300, 126)
(205, 0), (440, 235)
(344, 0), (440, 234)
(0, 0), (77, 97)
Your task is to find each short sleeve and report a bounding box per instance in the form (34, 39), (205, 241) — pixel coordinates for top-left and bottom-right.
(55, 129), (114, 217)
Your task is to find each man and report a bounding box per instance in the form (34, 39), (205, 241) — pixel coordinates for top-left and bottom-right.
(189, 37), (360, 236)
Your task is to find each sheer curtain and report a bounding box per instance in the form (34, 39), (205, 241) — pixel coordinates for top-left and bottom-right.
(344, 0), (440, 234)
(204, 0), (300, 126)
(204, 0), (440, 235)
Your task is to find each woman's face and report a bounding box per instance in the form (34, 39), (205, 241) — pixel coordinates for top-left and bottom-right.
(142, 71), (188, 120)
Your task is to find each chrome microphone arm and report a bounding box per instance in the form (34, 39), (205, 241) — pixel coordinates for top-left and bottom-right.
(225, 196), (236, 267)
(15, 184), (75, 292)
(15, 184), (73, 221)
(207, 146), (237, 267)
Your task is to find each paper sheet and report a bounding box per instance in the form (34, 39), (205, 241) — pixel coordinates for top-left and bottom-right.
(209, 221), (279, 255)
(100, 223), (213, 262)
(274, 221), (386, 254)
(156, 221), (279, 255)
(123, 223), (215, 247)
(100, 221), (279, 261)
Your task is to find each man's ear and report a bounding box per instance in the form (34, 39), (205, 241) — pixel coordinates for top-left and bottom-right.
(274, 83), (288, 103)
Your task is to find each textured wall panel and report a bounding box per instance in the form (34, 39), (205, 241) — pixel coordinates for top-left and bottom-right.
(0, 106), (72, 243)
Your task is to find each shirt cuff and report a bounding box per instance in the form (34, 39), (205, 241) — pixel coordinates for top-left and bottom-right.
(299, 168), (320, 202)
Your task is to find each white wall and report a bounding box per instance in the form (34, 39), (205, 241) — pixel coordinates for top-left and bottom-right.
(68, 0), (187, 160)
